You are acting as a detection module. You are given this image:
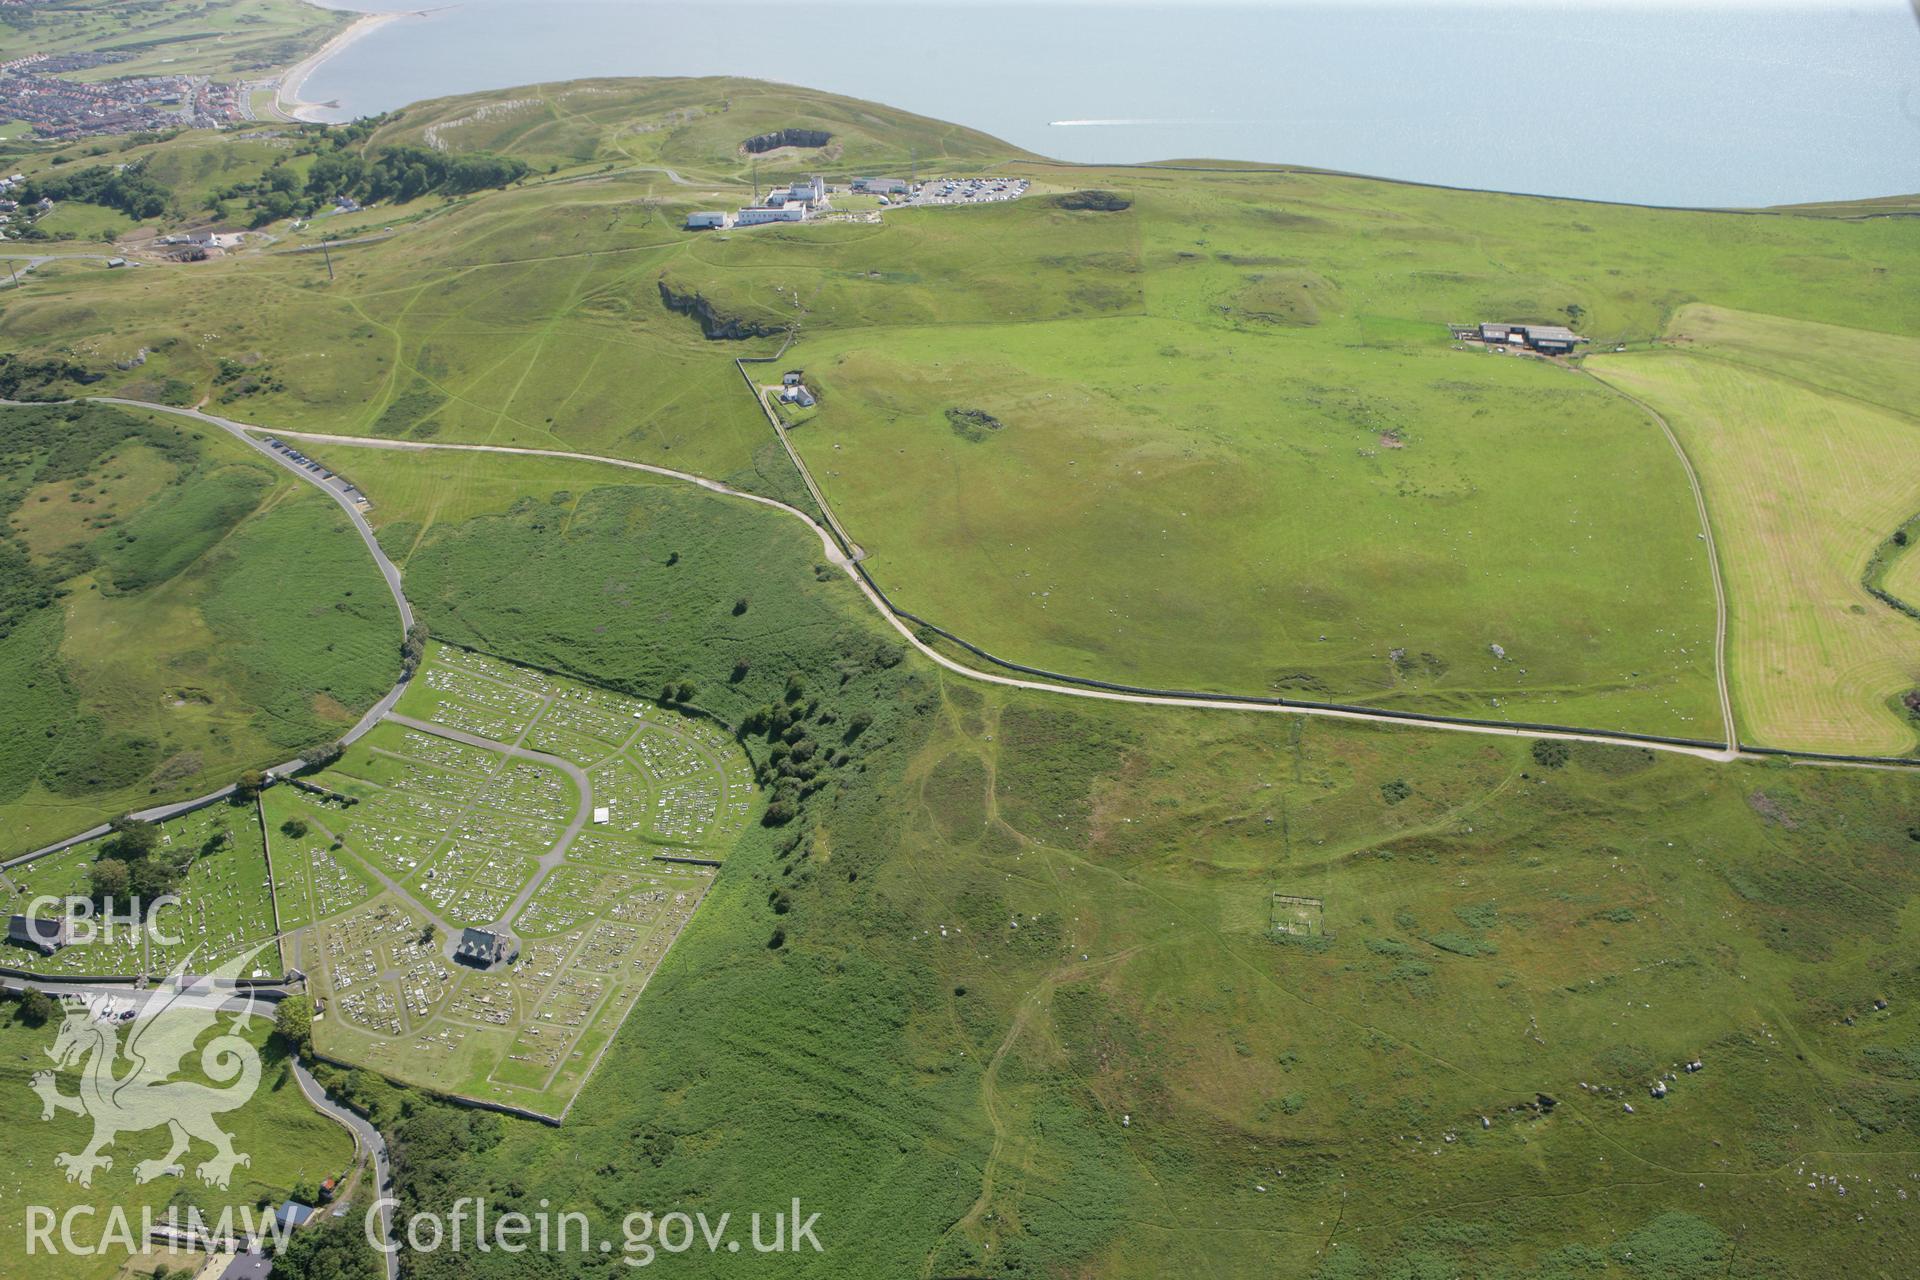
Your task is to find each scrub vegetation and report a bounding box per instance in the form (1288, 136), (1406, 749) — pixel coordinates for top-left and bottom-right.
(3, 79), (1914, 740)
(0, 403), (399, 854)
(297, 441), (1920, 1280)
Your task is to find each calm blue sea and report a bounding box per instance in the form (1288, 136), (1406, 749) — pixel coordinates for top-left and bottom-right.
(298, 0), (1920, 207)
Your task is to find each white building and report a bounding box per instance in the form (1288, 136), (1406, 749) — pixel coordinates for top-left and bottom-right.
(736, 205), (807, 226)
(685, 211), (732, 230)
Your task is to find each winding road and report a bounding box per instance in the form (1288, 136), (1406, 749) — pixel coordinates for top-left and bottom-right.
(247, 427), (1760, 763)
(8, 375), (1916, 876)
(2, 396), (416, 868)
(1, 371), (1909, 1269)
(292, 1057), (399, 1280)
(9, 377), (1914, 871)
(39, 395), (1903, 772)
(0, 973), (399, 1277)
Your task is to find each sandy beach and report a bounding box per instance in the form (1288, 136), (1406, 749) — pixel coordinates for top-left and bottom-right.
(275, 9), (408, 122)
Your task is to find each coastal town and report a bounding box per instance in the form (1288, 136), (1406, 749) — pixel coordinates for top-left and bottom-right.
(0, 51), (254, 139)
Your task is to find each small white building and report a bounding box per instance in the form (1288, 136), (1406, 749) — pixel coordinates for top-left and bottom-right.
(685, 211), (731, 230)
(736, 205), (807, 226)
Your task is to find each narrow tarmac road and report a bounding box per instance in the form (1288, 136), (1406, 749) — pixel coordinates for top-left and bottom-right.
(292, 1058), (399, 1280)
(256, 428), (1751, 764)
(1, 397), (416, 868)
(12, 389), (1912, 877)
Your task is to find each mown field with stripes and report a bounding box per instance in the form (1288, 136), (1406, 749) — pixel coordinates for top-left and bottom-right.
(1590, 307), (1920, 755)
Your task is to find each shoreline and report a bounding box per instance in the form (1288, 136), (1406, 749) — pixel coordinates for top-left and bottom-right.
(275, 9), (408, 123)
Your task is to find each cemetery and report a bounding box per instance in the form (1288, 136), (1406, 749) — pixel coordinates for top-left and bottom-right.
(1, 803), (281, 977)
(264, 641), (756, 1116)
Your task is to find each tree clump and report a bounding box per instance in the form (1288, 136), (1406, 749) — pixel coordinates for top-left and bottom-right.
(274, 994), (314, 1053)
(16, 987), (58, 1026)
(400, 622), (430, 678)
(88, 815), (183, 903)
(741, 128), (831, 154)
(741, 672), (843, 827)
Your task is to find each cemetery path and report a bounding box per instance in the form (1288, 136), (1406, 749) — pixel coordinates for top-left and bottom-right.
(384, 714), (594, 945)
(18, 394), (1920, 834)
(300, 809), (460, 947)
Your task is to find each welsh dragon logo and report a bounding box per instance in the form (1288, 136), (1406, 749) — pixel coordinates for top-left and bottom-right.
(30, 943), (273, 1189)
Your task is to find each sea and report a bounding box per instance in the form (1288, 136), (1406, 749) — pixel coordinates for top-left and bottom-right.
(295, 0), (1920, 208)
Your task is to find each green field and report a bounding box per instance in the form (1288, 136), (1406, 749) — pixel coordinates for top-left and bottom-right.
(31, 200), (142, 242)
(1, 71), (1918, 1279)
(267, 641), (755, 1116)
(0, 1004), (355, 1280)
(297, 435), (1920, 1279)
(5, 82), (1917, 737)
(0, 403), (402, 855)
(1591, 307), (1920, 754)
(788, 314), (1720, 732)
(0, 0), (345, 82)
(365, 76), (1019, 180)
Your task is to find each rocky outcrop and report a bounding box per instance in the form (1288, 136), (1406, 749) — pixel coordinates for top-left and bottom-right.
(656, 279), (783, 341)
(945, 407), (1004, 442)
(1055, 189), (1131, 212)
(742, 128), (832, 154)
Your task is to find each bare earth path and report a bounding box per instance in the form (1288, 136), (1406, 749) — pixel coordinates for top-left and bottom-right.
(1579, 368), (1739, 750)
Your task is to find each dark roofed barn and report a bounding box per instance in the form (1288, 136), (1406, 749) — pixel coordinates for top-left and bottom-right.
(1471, 321), (1585, 355)
(1517, 324), (1581, 353)
(219, 1251), (274, 1280)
